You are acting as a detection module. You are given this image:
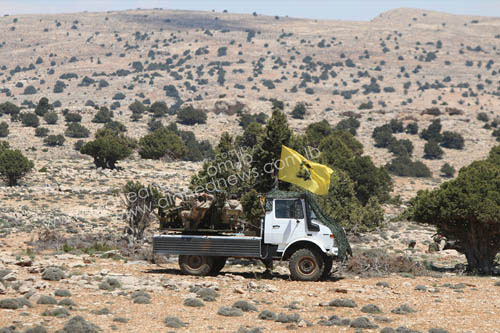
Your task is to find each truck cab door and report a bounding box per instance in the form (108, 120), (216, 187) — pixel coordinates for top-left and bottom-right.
(264, 199), (305, 246)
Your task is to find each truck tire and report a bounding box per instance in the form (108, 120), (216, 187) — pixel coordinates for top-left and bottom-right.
(322, 256), (334, 280)
(179, 255), (214, 276)
(209, 256), (227, 276)
(289, 248), (324, 281)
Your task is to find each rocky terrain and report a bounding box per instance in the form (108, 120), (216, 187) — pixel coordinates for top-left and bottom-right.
(1, 7), (500, 333)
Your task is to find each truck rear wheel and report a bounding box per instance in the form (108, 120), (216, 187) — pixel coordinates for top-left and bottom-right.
(179, 255), (214, 276)
(289, 248), (324, 281)
(209, 256), (227, 275)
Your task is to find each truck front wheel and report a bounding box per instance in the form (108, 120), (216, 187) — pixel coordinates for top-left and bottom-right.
(209, 256), (227, 276)
(289, 248), (324, 281)
(179, 255), (214, 276)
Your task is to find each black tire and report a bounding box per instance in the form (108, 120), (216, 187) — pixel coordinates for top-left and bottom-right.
(322, 256), (334, 280)
(209, 256), (227, 276)
(179, 255), (214, 276)
(289, 248), (324, 281)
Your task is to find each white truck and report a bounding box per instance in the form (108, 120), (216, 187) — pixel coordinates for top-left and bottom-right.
(152, 190), (351, 281)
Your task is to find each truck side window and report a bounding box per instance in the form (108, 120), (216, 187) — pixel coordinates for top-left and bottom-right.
(275, 200), (304, 219)
(275, 200), (295, 219)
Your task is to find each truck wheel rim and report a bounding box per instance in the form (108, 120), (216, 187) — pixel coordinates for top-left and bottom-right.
(298, 257), (316, 276)
(187, 256), (203, 269)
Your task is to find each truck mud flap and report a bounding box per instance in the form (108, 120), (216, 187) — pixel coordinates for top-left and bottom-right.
(153, 235), (261, 258)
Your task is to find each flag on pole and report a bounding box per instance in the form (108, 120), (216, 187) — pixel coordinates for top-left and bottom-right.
(277, 145), (333, 195)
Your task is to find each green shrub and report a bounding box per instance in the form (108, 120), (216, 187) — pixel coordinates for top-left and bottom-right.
(35, 127), (49, 137)
(0, 148), (34, 186)
(34, 97), (53, 117)
(104, 121), (126, 133)
(177, 106), (207, 125)
(291, 102), (306, 119)
(138, 128), (187, 160)
(386, 155), (432, 178)
(420, 119), (442, 142)
(0, 122), (8, 137)
(23, 85), (37, 95)
(21, 112), (40, 128)
(44, 134), (65, 146)
(65, 123), (90, 138)
(80, 131), (133, 169)
(440, 131), (464, 149)
(336, 117), (360, 136)
(92, 107), (113, 123)
(112, 92), (126, 100)
(424, 140), (444, 159)
(372, 124), (394, 148)
(390, 119), (404, 133)
(0, 102), (20, 118)
(477, 112), (489, 122)
(405, 122), (418, 135)
(43, 112), (58, 125)
(149, 101), (168, 118)
(388, 139), (413, 156)
(440, 162), (455, 178)
(74, 140), (85, 152)
(64, 112), (82, 123)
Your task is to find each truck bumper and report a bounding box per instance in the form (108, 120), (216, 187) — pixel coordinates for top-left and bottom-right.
(326, 247), (339, 257)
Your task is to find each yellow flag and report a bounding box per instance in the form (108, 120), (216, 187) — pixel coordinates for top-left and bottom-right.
(277, 145), (333, 195)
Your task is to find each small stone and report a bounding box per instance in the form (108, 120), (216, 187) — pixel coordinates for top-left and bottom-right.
(237, 326), (262, 333)
(494, 281), (500, 287)
(428, 329), (449, 333)
(0, 298), (21, 309)
(133, 296), (151, 304)
(42, 307), (70, 317)
(374, 316), (393, 323)
(275, 313), (301, 323)
(91, 308), (110, 315)
(415, 285), (427, 291)
(381, 328), (395, 333)
(113, 317), (129, 323)
(217, 306), (243, 317)
(59, 298), (76, 307)
(376, 281), (390, 288)
(184, 298), (204, 307)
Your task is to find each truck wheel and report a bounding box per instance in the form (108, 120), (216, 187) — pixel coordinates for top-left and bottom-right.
(179, 255), (214, 276)
(209, 256), (227, 276)
(322, 256), (334, 280)
(289, 248), (324, 281)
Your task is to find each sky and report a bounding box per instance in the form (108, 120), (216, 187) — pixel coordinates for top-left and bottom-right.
(0, 0), (498, 21)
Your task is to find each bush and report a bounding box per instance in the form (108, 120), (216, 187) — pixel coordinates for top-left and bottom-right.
(34, 97), (53, 117)
(372, 124), (394, 148)
(64, 112), (82, 123)
(112, 92), (126, 100)
(0, 102), (20, 118)
(149, 101), (168, 118)
(44, 134), (65, 146)
(35, 127), (49, 137)
(408, 156), (500, 274)
(424, 140), (444, 159)
(477, 112), (489, 122)
(138, 128), (187, 160)
(386, 155), (432, 178)
(0, 148), (34, 185)
(92, 107), (113, 123)
(53, 80), (66, 93)
(291, 102), (306, 119)
(43, 112), (58, 124)
(405, 122), (418, 134)
(389, 119), (404, 133)
(177, 106), (207, 125)
(388, 139), (413, 156)
(0, 122), (9, 137)
(346, 249), (426, 277)
(104, 121), (127, 133)
(336, 117), (360, 136)
(420, 119), (442, 142)
(65, 123), (90, 138)
(21, 112), (40, 128)
(440, 162), (455, 178)
(23, 85), (37, 95)
(440, 131), (464, 149)
(74, 140), (85, 151)
(80, 131), (133, 169)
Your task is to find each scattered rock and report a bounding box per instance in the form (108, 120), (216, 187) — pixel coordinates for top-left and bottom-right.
(232, 300), (258, 312)
(374, 316), (393, 323)
(133, 295), (151, 304)
(392, 304), (417, 315)
(361, 304), (382, 314)
(494, 281), (500, 287)
(237, 326), (262, 333)
(217, 306), (243, 317)
(60, 316), (100, 333)
(196, 287), (219, 301)
(23, 325), (48, 333)
(350, 317), (378, 329)
(41, 267), (65, 281)
(258, 309), (277, 320)
(415, 285), (427, 291)
(394, 327), (421, 333)
(376, 281), (390, 288)
(381, 328), (395, 333)
(449, 283), (465, 289)
(98, 278), (121, 291)
(91, 307), (110, 315)
(428, 329), (449, 333)
(0, 298), (21, 309)
(37, 295), (58, 305)
(328, 298), (357, 308)
(112, 317), (129, 323)
(164, 316), (188, 328)
(55, 289), (72, 297)
(184, 298), (204, 307)
(130, 290), (151, 300)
